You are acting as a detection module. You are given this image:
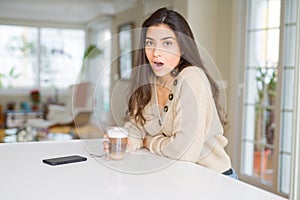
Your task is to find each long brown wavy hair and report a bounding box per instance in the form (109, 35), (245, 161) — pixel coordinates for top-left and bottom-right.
(127, 7), (228, 127)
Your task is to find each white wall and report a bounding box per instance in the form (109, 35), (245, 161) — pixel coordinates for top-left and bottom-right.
(187, 0), (231, 94)
(187, 0), (219, 63)
(172, 0), (188, 17)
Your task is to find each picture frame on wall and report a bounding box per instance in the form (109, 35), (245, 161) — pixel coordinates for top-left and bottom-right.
(118, 22), (133, 80)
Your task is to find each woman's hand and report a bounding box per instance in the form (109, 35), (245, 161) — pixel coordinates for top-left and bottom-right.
(102, 134), (110, 160)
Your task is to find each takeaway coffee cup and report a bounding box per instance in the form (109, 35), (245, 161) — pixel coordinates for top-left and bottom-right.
(106, 127), (128, 160)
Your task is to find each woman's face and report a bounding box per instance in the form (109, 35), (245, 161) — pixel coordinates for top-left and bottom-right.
(145, 24), (181, 78)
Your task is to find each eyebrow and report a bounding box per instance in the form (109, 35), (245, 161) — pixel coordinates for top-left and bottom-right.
(145, 36), (176, 41)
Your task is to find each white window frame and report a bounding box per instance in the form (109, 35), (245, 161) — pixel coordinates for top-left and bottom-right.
(290, 0), (300, 199)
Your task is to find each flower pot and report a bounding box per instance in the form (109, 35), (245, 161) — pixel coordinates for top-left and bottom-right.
(253, 149), (271, 174)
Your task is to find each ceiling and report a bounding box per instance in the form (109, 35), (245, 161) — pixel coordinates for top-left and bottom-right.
(0, 0), (140, 25)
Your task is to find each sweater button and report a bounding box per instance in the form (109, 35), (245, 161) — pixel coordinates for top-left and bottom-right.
(171, 69), (178, 77)
(164, 106), (168, 112)
(173, 79), (178, 86)
(169, 94), (173, 100)
(158, 119), (162, 126)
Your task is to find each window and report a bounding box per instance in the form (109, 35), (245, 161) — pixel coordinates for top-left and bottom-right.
(241, 0), (298, 197)
(0, 25), (38, 88)
(0, 25), (85, 89)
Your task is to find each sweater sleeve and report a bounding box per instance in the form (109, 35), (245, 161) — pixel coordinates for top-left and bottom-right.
(147, 67), (214, 162)
(124, 117), (147, 152)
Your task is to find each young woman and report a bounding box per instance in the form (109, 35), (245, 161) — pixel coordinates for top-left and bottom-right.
(105, 7), (237, 179)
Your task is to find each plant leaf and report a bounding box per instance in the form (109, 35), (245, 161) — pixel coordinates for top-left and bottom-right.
(83, 44), (102, 60)
(9, 67), (15, 76)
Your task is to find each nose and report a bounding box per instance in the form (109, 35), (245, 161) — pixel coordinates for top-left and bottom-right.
(153, 46), (162, 57)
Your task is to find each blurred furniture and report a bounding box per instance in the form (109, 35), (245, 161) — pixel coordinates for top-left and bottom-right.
(21, 82), (94, 142)
(0, 127), (73, 143)
(27, 82), (93, 133)
(0, 139), (287, 200)
(5, 110), (43, 128)
(0, 123), (103, 143)
(48, 82), (93, 126)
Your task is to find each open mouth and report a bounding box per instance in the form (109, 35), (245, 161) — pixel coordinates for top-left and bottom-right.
(153, 61), (164, 69)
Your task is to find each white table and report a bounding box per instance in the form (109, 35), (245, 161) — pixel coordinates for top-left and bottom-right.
(0, 139), (286, 200)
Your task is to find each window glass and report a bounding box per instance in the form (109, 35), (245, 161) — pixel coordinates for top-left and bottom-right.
(282, 69), (294, 110)
(266, 29), (280, 63)
(249, 0), (281, 29)
(268, 0), (281, 27)
(285, 0), (298, 23)
(280, 153), (291, 194)
(283, 26), (296, 66)
(249, 0), (268, 29)
(0, 25), (37, 88)
(40, 28), (85, 88)
(0, 25), (85, 89)
(247, 31), (267, 66)
(247, 29), (280, 66)
(281, 112), (293, 153)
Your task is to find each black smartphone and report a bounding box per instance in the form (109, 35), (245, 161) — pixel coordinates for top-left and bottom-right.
(42, 155), (87, 166)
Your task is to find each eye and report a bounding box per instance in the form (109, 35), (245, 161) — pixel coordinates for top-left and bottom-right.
(145, 40), (154, 47)
(163, 41), (173, 46)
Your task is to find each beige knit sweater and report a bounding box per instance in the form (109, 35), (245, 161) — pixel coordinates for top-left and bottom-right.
(124, 66), (231, 173)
